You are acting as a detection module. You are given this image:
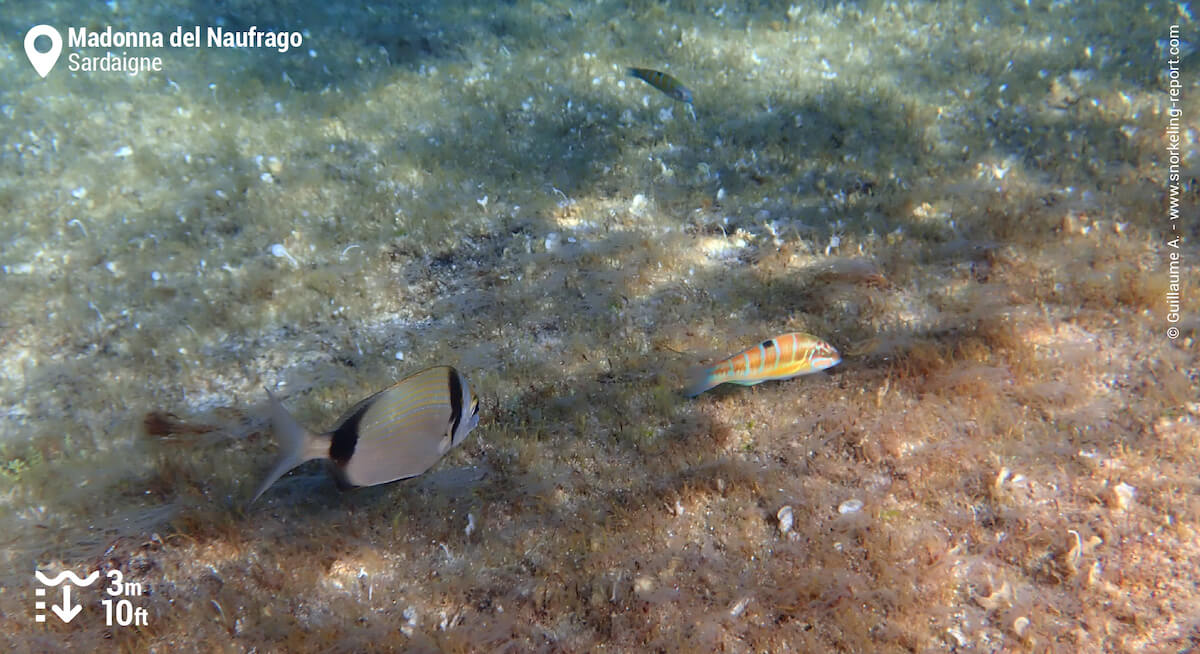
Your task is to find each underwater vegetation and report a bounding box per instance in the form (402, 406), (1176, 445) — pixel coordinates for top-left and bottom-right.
(1, 0), (1198, 652)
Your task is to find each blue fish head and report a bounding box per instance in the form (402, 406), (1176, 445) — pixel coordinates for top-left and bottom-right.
(810, 341), (842, 371)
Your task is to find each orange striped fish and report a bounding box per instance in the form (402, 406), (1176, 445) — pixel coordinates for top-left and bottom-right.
(684, 332), (841, 397)
(628, 67), (693, 104)
(251, 366), (480, 503)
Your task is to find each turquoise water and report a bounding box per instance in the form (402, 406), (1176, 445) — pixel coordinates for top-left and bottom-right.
(2, 1), (1197, 651)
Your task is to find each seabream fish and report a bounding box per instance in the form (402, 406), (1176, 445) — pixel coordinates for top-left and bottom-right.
(251, 366), (480, 503)
(628, 67), (694, 104)
(684, 332), (841, 397)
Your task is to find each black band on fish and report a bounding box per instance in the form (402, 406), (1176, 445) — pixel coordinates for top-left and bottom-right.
(329, 402), (369, 465)
(448, 367), (464, 437)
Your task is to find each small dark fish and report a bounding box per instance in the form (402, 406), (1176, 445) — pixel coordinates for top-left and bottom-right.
(251, 366), (481, 503)
(628, 67), (693, 104)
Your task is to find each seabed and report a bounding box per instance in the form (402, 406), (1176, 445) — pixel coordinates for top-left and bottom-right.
(1, 1), (1198, 651)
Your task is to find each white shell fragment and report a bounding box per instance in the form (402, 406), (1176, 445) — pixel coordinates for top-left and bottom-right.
(400, 606), (418, 636)
(776, 505), (794, 534)
(270, 243), (299, 267)
(838, 499), (864, 515)
(1109, 482), (1135, 511)
(729, 596), (751, 617)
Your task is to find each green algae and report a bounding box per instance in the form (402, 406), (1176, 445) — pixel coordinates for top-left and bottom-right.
(0, 0), (1197, 651)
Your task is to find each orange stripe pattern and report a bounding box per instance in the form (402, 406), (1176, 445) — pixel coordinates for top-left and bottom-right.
(684, 332), (841, 397)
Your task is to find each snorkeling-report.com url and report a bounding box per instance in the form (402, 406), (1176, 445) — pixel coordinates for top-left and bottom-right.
(1164, 23), (1186, 341)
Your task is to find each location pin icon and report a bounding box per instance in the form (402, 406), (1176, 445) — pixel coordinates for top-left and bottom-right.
(24, 25), (63, 78)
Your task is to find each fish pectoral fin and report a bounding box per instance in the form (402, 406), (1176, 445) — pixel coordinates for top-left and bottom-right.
(437, 432), (454, 456)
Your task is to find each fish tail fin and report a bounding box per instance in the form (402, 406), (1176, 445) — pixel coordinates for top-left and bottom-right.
(682, 366), (718, 398)
(249, 388), (322, 504)
(627, 67), (646, 81)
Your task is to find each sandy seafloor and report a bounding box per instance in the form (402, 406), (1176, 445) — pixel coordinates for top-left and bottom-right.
(1, 0), (1199, 651)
